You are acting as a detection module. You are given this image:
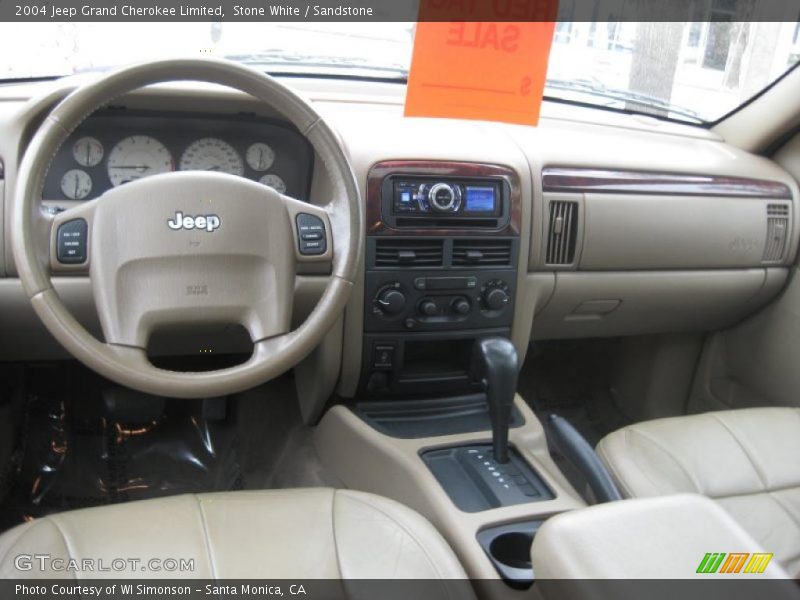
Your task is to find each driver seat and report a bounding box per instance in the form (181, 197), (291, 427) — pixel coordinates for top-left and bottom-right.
(0, 488), (469, 582)
(597, 407), (800, 577)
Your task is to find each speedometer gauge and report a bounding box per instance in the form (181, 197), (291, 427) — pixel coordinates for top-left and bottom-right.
(180, 138), (244, 176)
(246, 142), (275, 171)
(107, 136), (174, 187)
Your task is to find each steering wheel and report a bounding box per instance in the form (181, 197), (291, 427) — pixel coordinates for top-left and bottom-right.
(12, 59), (361, 398)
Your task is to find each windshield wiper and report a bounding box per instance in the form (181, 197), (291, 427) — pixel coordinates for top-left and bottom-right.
(226, 50), (408, 81)
(545, 78), (703, 124)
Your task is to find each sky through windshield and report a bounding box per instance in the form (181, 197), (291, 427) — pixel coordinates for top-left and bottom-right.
(1, 21), (798, 123)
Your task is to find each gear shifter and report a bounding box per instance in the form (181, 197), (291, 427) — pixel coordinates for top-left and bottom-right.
(472, 337), (519, 463)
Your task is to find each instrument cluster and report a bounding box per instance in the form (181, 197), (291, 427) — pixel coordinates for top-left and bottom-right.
(44, 110), (313, 203)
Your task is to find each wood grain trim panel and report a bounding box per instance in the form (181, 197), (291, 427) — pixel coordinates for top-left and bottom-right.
(366, 160), (522, 236)
(542, 167), (792, 199)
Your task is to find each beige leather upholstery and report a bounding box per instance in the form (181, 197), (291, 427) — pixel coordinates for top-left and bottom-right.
(597, 408), (800, 577)
(0, 489), (469, 582)
(531, 494), (790, 579)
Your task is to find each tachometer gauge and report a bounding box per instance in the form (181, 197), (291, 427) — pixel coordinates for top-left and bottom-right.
(180, 138), (244, 176)
(107, 135), (174, 187)
(72, 136), (104, 167)
(246, 142), (275, 171)
(259, 173), (286, 194)
(60, 169), (92, 200)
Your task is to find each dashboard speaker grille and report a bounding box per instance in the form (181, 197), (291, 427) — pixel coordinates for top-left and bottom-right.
(452, 239), (513, 267)
(546, 200), (579, 266)
(374, 239), (444, 267)
(763, 203), (790, 263)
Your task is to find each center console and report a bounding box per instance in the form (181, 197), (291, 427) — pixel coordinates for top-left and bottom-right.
(361, 161), (522, 397)
(334, 161), (575, 589)
(317, 160), (586, 592)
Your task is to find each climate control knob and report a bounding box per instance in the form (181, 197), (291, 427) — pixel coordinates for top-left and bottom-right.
(481, 281), (511, 312)
(419, 298), (438, 317)
(376, 288), (406, 315)
(484, 288), (510, 310)
(451, 297), (471, 315)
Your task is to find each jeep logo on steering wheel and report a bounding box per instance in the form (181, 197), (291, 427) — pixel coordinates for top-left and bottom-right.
(167, 211), (221, 232)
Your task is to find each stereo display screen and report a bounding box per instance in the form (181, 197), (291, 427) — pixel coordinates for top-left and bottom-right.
(464, 186), (497, 213)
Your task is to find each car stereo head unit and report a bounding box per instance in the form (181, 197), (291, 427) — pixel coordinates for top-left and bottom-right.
(380, 175), (511, 229)
(393, 179), (502, 216)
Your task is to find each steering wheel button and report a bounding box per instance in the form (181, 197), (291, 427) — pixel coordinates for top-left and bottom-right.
(296, 213), (327, 255)
(56, 218), (88, 264)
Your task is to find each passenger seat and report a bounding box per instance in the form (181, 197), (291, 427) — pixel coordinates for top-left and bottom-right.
(597, 407), (800, 577)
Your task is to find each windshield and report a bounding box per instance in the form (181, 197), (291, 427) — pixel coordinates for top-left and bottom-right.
(1, 21), (798, 124)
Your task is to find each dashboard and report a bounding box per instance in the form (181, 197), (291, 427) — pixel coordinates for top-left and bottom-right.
(0, 76), (798, 393)
(42, 110), (314, 204)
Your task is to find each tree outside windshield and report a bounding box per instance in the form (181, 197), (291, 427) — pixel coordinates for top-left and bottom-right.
(0, 20), (798, 123)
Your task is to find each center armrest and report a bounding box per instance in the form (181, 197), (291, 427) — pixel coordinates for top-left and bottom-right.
(531, 494), (790, 580)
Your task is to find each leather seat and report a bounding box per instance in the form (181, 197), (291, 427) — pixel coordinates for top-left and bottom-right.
(597, 407), (800, 577)
(0, 488), (469, 581)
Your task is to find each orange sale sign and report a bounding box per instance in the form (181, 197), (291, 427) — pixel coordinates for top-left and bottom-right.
(405, 9), (557, 126)
(405, 0), (558, 125)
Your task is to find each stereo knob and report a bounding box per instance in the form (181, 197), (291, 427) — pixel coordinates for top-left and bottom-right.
(428, 183), (459, 212)
(451, 297), (471, 315)
(376, 288), (406, 315)
(419, 299), (438, 317)
(483, 288), (510, 311)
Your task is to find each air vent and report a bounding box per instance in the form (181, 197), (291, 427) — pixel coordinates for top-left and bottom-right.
(763, 203), (790, 263)
(374, 239), (444, 268)
(546, 200), (579, 266)
(767, 204), (789, 216)
(452, 239), (513, 267)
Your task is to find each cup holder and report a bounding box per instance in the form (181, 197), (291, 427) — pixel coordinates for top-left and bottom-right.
(476, 520), (543, 589)
(489, 531), (534, 570)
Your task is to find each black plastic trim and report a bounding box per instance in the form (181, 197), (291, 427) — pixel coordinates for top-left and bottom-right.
(355, 394), (524, 439)
(547, 414), (622, 503)
(421, 444), (555, 513)
(477, 520), (542, 589)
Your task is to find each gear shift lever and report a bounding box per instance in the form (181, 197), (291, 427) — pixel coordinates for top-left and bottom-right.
(472, 337), (518, 463)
